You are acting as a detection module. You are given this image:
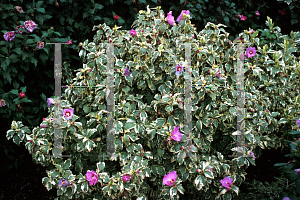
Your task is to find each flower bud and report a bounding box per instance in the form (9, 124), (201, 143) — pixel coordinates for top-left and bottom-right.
(30, 140), (33, 143)
(141, 153), (144, 156)
(196, 169), (199, 172)
(180, 146), (184, 149)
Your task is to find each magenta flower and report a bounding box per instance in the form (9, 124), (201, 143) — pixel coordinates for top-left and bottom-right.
(255, 11), (260, 16)
(37, 41), (44, 49)
(47, 98), (54, 107)
(86, 170), (98, 185)
(283, 197), (291, 200)
(238, 14), (247, 21)
(66, 40), (73, 46)
(130, 29), (137, 36)
(58, 179), (69, 188)
(250, 29), (254, 34)
(220, 177), (233, 191)
(124, 68), (130, 77)
(122, 174), (130, 182)
(166, 11), (175, 25)
(295, 169), (300, 175)
(40, 125), (47, 128)
(15, 25), (25, 34)
(176, 10), (190, 22)
(0, 99), (6, 107)
(3, 31), (15, 42)
(171, 126), (182, 141)
(175, 64), (183, 77)
(62, 108), (74, 120)
(24, 20), (37, 32)
(245, 47), (257, 58)
(163, 171), (177, 186)
(296, 119), (300, 127)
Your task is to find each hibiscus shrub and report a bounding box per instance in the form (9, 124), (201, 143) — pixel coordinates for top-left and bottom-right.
(6, 5), (300, 200)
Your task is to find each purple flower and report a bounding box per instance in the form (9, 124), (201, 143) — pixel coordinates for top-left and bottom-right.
(171, 126), (182, 141)
(24, 20), (37, 32)
(163, 171), (177, 186)
(37, 41), (44, 49)
(166, 11), (175, 25)
(255, 11), (260, 16)
(124, 68), (130, 77)
(296, 119), (300, 127)
(220, 177), (233, 191)
(47, 98), (54, 107)
(283, 197), (291, 200)
(176, 10), (190, 22)
(130, 29), (137, 36)
(62, 108), (74, 120)
(250, 29), (254, 34)
(40, 124), (47, 128)
(216, 69), (222, 79)
(175, 64), (183, 77)
(294, 169), (300, 175)
(86, 170), (98, 185)
(3, 31), (15, 42)
(122, 174), (130, 182)
(249, 151), (256, 159)
(245, 47), (257, 58)
(58, 179), (69, 188)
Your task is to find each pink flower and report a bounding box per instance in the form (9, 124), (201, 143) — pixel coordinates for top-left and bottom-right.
(171, 126), (182, 141)
(294, 169), (300, 175)
(15, 6), (24, 13)
(0, 99), (6, 107)
(176, 10), (190, 22)
(220, 177), (233, 191)
(296, 119), (300, 127)
(130, 29), (137, 36)
(62, 108), (74, 120)
(15, 25), (25, 34)
(166, 11), (175, 25)
(86, 170), (98, 185)
(40, 125), (46, 128)
(175, 64), (183, 77)
(163, 171), (177, 186)
(3, 31), (15, 42)
(137, 170), (140, 173)
(250, 29), (254, 34)
(255, 11), (260, 16)
(238, 14), (247, 21)
(122, 174), (130, 182)
(37, 41), (44, 49)
(283, 197), (291, 200)
(114, 15), (119, 20)
(24, 20), (37, 32)
(49, 118), (54, 122)
(245, 47), (257, 58)
(66, 40), (72, 46)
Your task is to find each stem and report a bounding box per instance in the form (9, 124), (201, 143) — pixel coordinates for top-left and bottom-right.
(22, 34), (28, 51)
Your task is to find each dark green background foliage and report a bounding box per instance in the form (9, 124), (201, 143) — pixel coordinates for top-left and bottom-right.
(0, 0), (300, 199)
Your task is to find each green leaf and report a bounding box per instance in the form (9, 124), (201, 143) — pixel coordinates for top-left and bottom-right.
(156, 118), (166, 127)
(11, 47), (22, 55)
(37, 7), (45, 13)
(75, 161), (83, 173)
(204, 170), (214, 179)
(97, 161), (105, 171)
(157, 148), (164, 156)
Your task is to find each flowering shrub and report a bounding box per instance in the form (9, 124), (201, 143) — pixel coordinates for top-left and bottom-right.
(5, 5), (300, 200)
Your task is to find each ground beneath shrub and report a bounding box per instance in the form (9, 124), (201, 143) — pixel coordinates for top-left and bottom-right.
(0, 144), (291, 200)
